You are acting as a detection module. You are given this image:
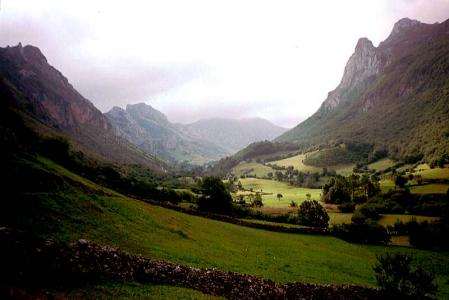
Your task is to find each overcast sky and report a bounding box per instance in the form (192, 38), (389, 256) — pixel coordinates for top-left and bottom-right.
(1, 0), (449, 127)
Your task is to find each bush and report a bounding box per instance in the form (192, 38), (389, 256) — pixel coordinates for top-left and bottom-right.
(373, 253), (437, 298)
(409, 221), (449, 250)
(297, 200), (329, 228)
(197, 176), (233, 214)
(357, 203), (381, 220)
(338, 202), (355, 213)
(332, 221), (390, 245)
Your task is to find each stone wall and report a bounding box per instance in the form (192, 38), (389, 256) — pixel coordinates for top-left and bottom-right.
(0, 227), (396, 300)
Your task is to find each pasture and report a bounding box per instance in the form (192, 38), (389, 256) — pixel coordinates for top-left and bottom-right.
(231, 162), (274, 178)
(269, 152), (355, 176)
(236, 178), (322, 207)
(367, 158), (395, 171)
(10, 157), (449, 299)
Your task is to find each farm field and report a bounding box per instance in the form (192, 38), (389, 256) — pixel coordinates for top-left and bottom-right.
(236, 178), (322, 207)
(413, 165), (449, 180)
(8, 157), (449, 299)
(367, 158), (395, 171)
(231, 161), (275, 178)
(328, 213), (438, 226)
(269, 152), (355, 176)
(379, 178), (449, 194)
(409, 183), (449, 194)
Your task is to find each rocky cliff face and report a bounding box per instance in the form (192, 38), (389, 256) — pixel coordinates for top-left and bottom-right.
(106, 104), (287, 164)
(106, 103), (229, 164)
(322, 38), (386, 111)
(0, 44), (164, 170)
(0, 44), (111, 132)
(277, 17), (449, 163)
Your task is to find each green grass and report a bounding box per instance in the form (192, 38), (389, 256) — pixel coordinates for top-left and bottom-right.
(9, 156), (449, 299)
(328, 212), (353, 225)
(269, 152), (354, 176)
(54, 282), (221, 299)
(409, 183), (449, 194)
(236, 178), (322, 207)
(413, 166), (449, 180)
(377, 215), (439, 226)
(328, 213), (438, 227)
(379, 179), (449, 194)
(367, 158), (395, 171)
(231, 162), (274, 178)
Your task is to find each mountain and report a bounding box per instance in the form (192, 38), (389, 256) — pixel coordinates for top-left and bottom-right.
(277, 18), (449, 164)
(106, 104), (287, 164)
(182, 118), (287, 153)
(0, 43), (165, 171)
(105, 104), (228, 164)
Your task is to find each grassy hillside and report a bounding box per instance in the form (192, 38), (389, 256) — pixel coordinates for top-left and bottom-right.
(269, 152), (355, 176)
(232, 162), (275, 178)
(276, 21), (449, 164)
(4, 155), (449, 298)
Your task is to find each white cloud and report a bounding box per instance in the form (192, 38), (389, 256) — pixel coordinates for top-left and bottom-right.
(1, 0), (448, 127)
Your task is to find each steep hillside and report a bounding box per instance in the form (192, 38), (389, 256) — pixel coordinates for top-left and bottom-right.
(106, 103), (228, 164)
(183, 117), (287, 153)
(0, 44), (165, 170)
(277, 18), (449, 164)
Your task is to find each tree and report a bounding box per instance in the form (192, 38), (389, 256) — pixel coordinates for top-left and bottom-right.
(373, 253), (437, 298)
(277, 193), (283, 201)
(305, 193), (311, 200)
(395, 175), (407, 188)
(251, 193), (263, 207)
(297, 200), (329, 228)
(198, 176), (233, 214)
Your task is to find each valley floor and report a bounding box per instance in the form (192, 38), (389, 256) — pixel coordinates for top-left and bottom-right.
(4, 156), (449, 299)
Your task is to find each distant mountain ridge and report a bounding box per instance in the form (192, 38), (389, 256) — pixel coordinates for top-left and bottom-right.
(182, 117), (287, 153)
(106, 103), (287, 164)
(277, 17), (449, 164)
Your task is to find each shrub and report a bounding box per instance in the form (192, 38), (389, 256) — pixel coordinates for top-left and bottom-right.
(332, 221), (390, 244)
(197, 176), (233, 214)
(358, 203), (381, 220)
(373, 253), (437, 298)
(338, 202), (355, 213)
(409, 221), (449, 250)
(297, 200), (329, 228)
(251, 193), (264, 208)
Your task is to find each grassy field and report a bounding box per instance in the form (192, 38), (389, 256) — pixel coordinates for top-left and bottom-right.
(9, 156), (449, 299)
(231, 162), (275, 178)
(58, 283), (221, 299)
(269, 152), (354, 176)
(328, 213), (438, 227)
(379, 178), (449, 194)
(367, 158), (395, 171)
(409, 183), (449, 194)
(236, 178), (322, 207)
(413, 165), (449, 180)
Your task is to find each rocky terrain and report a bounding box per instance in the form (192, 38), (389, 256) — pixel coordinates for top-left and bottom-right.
(277, 18), (449, 163)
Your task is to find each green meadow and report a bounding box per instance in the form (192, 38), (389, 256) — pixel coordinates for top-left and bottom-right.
(236, 178), (322, 207)
(7, 156), (449, 299)
(268, 152), (355, 176)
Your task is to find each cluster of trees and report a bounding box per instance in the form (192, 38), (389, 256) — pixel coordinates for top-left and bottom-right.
(264, 165), (333, 189)
(374, 253), (437, 298)
(322, 174), (380, 206)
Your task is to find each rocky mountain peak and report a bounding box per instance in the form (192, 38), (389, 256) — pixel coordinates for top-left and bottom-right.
(126, 103), (169, 125)
(322, 37), (384, 111)
(391, 18), (422, 36)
